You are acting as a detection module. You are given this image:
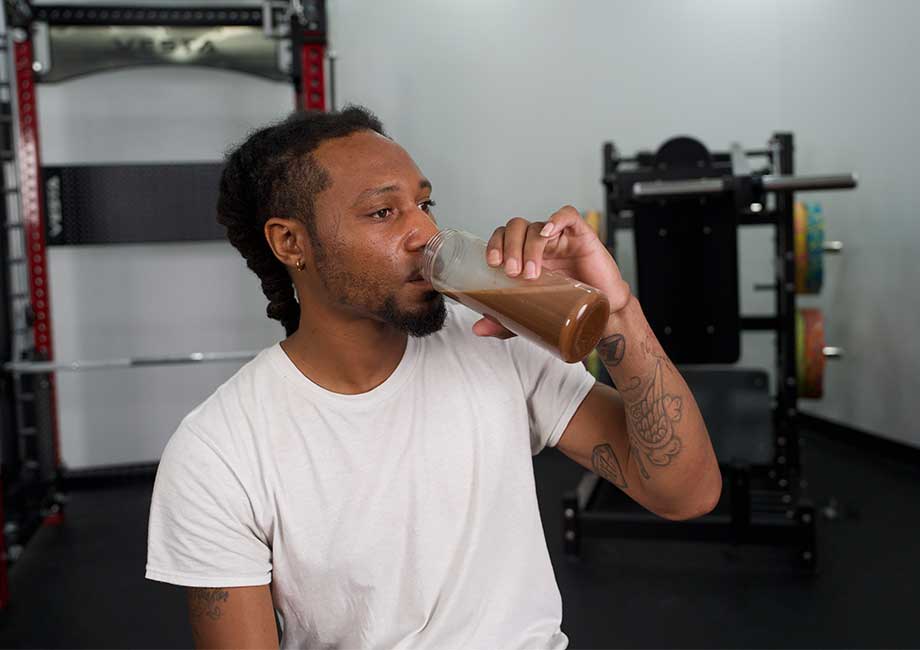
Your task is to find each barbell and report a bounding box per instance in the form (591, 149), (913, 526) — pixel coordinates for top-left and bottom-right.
(631, 173), (858, 199)
(3, 350), (259, 375)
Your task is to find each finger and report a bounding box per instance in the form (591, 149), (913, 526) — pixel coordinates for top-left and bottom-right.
(472, 315), (516, 339)
(486, 226), (505, 267)
(540, 205), (589, 239)
(502, 217), (530, 277)
(522, 221), (550, 279)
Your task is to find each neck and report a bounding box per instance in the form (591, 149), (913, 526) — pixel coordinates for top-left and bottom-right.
(280, 303), (409, 395)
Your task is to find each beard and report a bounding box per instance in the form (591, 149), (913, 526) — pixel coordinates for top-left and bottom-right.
(380, 292), (447, 336)
(312, 238), (447, 337)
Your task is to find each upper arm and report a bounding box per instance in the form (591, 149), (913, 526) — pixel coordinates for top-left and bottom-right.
(556, 382), (648, 502)
(188, 585), (279, 649)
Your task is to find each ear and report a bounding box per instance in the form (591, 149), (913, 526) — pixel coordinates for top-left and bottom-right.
(264, 217), (312, 270)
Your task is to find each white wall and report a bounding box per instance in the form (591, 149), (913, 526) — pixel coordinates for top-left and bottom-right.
(38, 68), (295, 467)
(34, 0), (920, 468)
(327, 0), (920, 448)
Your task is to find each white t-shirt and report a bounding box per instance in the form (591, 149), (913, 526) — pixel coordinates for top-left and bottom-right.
(146, 303), (595, 649)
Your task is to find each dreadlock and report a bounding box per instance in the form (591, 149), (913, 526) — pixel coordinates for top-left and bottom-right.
(216, 106), (386, 337)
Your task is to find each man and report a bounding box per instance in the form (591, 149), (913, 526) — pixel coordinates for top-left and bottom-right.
(145, 106), (721, 649)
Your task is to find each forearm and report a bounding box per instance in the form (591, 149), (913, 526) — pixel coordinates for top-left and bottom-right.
(595, 295), (721, 519)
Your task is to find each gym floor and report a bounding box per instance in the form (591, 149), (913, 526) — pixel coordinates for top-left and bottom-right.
(0, 429), (917, 649)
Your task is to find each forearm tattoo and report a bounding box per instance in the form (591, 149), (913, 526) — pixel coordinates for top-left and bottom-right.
(599, 329), (685, 481)
(596, 334), (626, 366)
(616, 375), (642, 394)
(627, 361), (682, 474)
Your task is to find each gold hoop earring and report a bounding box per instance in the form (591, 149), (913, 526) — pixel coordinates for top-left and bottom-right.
(295, 260), (305, 271)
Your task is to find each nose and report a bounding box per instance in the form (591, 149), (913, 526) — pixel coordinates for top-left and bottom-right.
(405, 208), (440, 252)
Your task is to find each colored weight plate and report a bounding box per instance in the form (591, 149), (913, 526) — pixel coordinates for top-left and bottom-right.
(805, 203), (825, 293)
(583, 210), (603, 378)
(794, 202), (809, 293)
(797, 308), (826, 398)
(586, 349), (602, 378)
(794, 202), (826, 294)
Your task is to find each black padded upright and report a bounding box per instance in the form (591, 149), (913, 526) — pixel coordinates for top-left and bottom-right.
(42, 163), (225, 245)
(633, 193), (740, 363)
(679, 367), (774, 465)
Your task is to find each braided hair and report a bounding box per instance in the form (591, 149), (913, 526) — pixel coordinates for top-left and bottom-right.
(216, 106), (386, 337)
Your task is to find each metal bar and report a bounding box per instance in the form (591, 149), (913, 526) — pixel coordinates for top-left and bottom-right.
(0, 22), (19, 606)
(741, 316), (779, 331)
(761, 173), (857, 192)
(730, 142), (751, 176)
(298, 42), (326, 111)
(739, 211), (778, 226)
(823, 347), (844, 359)
(13, 38), (51, 359)
(632, 177), (725, 198)
(632, 173), (857, 200)
(13, 35), (62, 478)
(575, 470), (600, 511)
(4, 350), (259, 374)
(774, 132), (800, 474)
(0, 474), (8, 609)
(562, 491), (580, 557)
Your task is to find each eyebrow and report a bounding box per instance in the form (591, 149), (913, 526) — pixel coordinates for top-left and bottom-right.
(352, 179), (432, 207)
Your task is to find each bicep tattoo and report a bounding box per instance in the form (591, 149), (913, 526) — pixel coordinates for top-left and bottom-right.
(189, 588), (229, 622)
(592, 443), (629, 489)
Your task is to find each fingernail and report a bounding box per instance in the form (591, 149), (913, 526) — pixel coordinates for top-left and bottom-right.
(524, 261), (537, 279)
(540, 223), (555, 237)
(487, 249), (501, 266)
(506, 259), (519, 276)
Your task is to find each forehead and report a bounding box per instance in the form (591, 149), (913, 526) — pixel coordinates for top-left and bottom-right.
(313, 130), (423, 195)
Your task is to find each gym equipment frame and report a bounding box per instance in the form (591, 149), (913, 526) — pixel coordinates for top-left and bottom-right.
(562, 133), (856, 572)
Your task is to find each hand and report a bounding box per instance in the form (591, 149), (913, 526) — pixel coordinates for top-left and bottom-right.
(472, 205), (632, 339)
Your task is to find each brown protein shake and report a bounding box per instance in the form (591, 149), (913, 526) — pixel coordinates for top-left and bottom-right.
(446, 284), (611, 363)
(424, 229), (612, 363)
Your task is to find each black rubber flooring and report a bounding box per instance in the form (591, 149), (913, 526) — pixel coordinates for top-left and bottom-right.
(0, 430), (918, 649)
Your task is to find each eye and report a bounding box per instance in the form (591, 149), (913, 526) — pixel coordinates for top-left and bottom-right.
(371, 208), (392, 219)
(419, 199), (437, 213)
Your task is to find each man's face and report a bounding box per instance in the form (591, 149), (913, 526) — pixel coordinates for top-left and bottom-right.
(307, 130), (446, 336)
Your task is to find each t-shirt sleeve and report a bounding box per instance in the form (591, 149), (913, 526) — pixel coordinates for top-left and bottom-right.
(508, 337), (596, 455)
(145, 423), (272, 588)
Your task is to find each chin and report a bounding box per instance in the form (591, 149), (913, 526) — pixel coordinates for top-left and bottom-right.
(383, 293), (447, 337)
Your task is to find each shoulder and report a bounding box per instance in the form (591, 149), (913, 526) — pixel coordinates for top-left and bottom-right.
(169, 345), (280, 459)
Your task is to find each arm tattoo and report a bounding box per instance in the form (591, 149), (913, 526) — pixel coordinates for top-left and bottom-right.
(640, 325), (676, 376)
(616, 375), (642, 394)
(629, 442), (651, 480)
(626, 361), (682, 473)
(591, 443), (628, 489)
(189, 588), (229, 622)
(597, 333), (626, 366)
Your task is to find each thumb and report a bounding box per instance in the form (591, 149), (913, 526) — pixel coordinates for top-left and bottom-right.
(472, 314), (516, 340)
